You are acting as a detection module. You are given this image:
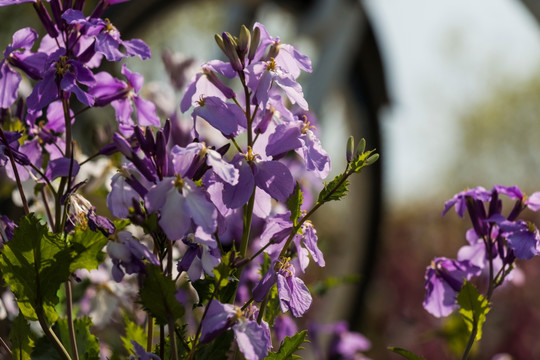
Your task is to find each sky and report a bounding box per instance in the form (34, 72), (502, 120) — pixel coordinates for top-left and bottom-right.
(364, 0), (540, 205)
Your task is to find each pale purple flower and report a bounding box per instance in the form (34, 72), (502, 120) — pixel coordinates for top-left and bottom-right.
(0, 27), (40, 108)
(180, 60), (235, 113)
(145, 175), (217, 240)
(273, 314), (297, 343)
(328, 322), (371, 360)
(253, 258), (312, 318)
(90, 64), (159, 133)
(107, 231), (159, 282)
(177, 227), (221, 281)
(266, 116), (330, 179)
(191, 96), (245, 138)
(200, 301), (271, 360)
(107, 165), (149, 218)
(423, 257), (481, 318)
(442, 186), (491, 218)
(497, 219), (540, 260)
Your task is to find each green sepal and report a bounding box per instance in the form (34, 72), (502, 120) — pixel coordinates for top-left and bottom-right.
(264, 330), (308, 360)
(139, 265), (184, 325)
(286, 183), (303, 226)
(457, 280), (490, 341)
(387, 347), (426, 360)
(317, 173), (349, 205)
(9, 314), (35, 360)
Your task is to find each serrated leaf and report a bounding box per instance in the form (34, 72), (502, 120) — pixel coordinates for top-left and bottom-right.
(9, 314), (35, 360)
(139, 265), (184, 325)
(265, 330), (308, 360)
(387, 347), (426, 360)
(0, 214), (71, 323)
(121, 317), (148, 355)
(57, 317), (100, 360)
(286, 183), (303, 226)
(67, 227), (109, 273)
(457, 280), (490, 341)
(317, 174), (349, 205)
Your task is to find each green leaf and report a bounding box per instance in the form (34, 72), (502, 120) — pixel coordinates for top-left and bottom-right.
(387, 347), (426, 360)
(194, 330), (233, 360)
(317, 174), (349, 205)
(9, 314), (35, 360)
(265, 330), (308, 360)
(351, 148), (377, 173)
(57, 317), (100, 360)
(0, 214), (71, 323)
(457, 280), (490, 341)
(121, 317), (147, 355)
(286, 183), (303, 226)
(263, 283), (281, 327)
(139, 265), (184, 325)
(67, 227), (109, 273)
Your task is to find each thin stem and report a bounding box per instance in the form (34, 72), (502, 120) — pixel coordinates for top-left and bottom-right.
(65, 281), (79, 360)
(460, 321), (478, 360)
(41, 187), (55, 229)
(188, 285), (219, 360)
(168, 316), (179, 360)
(146, 315), (153, 352)
(28, 162), (58, 197)
(159, 325), (165, 360)
(0, 336), (11, 357)
(0, 127), (30, 215)
(239, 187), (256, 257)
(36, 309), (72, 360)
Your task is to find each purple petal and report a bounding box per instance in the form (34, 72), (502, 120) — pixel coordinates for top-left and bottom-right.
(45, 157), (80, 180)
(206, 149), (238, 185)
(526, 192), (540, 212)
(159, 186), (191, 240)
(121, 63), (144, 92)
(9, 27), (38, 52)
(254, 160), (294, 202)
(223, 159), (254, 209)
(184, 184), (217, 234)
(233, 320), (272, 360)
(200, 300), (235, 343)
(277, 273), (312, 317)
(122, 38), (151, 60)
(133, 95), (160, 127)
(0, 62), (21, 109)
(192, 97), (242, 137)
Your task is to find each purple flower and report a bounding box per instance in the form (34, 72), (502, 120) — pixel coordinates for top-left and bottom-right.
(107, 231), (159, 282)
(191, 96), (245, 138)
(222, 150), (294, 209)
(265, 116), (330, 179)
(0, 214), (16, 244)
(107, 165), (150, 218)
(423, 257), (481, 318)
(27, 49), (96, 111)
(442, 187), (491, 218)
(0, 27), (40, 108)
(177, 227), (221, 281)
(273, 314), (297, 343)
(0, 130), (30, 167)
(200, 300), (271, 360)
(129, 340), (161, 360)
(328, 322), (371, 360)
(497, 219), (540, 260)
(90, 64), (159, 134)
(253, 258), (312, 318)
(61, 10), (151, 61)
(145, 175), (217, 240)
(180, 60), (236, 113)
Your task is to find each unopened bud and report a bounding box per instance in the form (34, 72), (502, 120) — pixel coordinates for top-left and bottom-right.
(238, 25), (251, 57)
(248, 26), (261, 61)
(365, 153), (379, 166)
(266, 42), (279, 60)
(357, 138), (366, 155)
(346, 136), (354, 163)
(214, 33), (226, 53)
(222, 32), (243, 72)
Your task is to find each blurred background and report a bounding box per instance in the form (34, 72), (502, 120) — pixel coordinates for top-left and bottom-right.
(3, 0), (540, 358)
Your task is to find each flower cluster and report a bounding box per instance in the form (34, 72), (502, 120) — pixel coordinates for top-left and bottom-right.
(424, 185), (540, 317)
(0, 2), (377, 359)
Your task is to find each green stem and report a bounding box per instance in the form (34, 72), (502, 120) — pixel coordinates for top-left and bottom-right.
(36, 309), (72, 360)
(0, 336), (11, 357)
(460, 321), (478, 360)
(0, 127), (30, 215)
(146, 315), (153, 352)
(65, 281), (79, 360)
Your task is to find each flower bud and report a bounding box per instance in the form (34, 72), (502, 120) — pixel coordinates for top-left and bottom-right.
(238, 25), (251, 57)
(248, 26), (260, 61)
(365, 153), (379, 166)
(346, 136), (354, 163)
(33, 1), (59, 38)
(221, 32), (243, 72)
(357, 138), (366, 155)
